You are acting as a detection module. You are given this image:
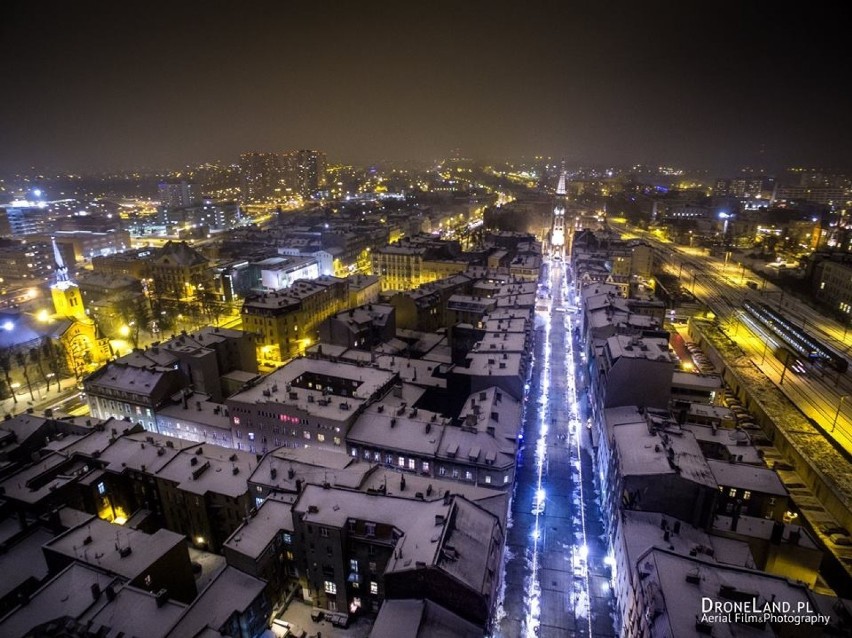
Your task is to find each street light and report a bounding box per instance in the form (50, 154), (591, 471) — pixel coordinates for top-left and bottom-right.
(832, 395), (849, 433)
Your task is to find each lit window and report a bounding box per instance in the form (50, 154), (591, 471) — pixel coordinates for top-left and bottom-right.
(398, 456), (405, 468)
(324, 580), (337, 594)
(408, 458), (415, 470)
(422, 461), (430, 472)
(485, 475), (492, 484)
(728, 488), (737, 498)
(317, 433), (325, 442)
(370, 581), (378, 595)
(304, 431), (311, 440)
(743, 490), (752, 500)
(233, 416), (240, 425)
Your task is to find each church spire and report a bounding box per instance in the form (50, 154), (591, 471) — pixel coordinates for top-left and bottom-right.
(52, 237), (69, 284)
(556, 161), (567, 196)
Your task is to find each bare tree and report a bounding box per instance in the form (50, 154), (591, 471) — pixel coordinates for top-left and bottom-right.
(197, 288), (223, 326)
(0, 347), (17, 404)
(42, 338), (65, 393)
(14, 351), (34, 401)
(113, 294), (149, 349)
(30, 347), (50, 392)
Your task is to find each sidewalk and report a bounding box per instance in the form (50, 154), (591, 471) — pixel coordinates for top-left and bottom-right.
(1, 375), (81, 418)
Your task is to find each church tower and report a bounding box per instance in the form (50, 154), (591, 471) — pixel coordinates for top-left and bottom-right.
(551, 163), (568, 257)
(50, 238), (86, 320)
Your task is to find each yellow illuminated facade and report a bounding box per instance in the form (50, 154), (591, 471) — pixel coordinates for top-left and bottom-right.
(51, 281), (87, 320)
(371, 246), (467, 291)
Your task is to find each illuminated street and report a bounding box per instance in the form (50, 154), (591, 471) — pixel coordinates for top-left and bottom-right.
(494, 256), (616, 638)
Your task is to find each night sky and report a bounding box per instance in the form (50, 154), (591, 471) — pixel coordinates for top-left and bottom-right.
(1, 1), (850, 174)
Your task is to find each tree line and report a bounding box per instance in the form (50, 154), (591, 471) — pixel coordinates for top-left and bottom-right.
(0, 338), (68, 403)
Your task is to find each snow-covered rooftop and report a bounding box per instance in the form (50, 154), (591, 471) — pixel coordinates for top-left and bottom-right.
(223, 497), (293, 560)
(707, 459), (787, 496)
(43, 516), (186, 581)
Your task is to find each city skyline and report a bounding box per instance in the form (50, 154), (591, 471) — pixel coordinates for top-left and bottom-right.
(2, 1), (851, 174)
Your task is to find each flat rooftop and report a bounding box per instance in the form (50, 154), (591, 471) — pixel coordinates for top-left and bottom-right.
(156, 443), (258, 498)
(458, 352), (523, 378)
(707, 459), (787, 496)
(167, 566), (267, 638)
(228, 357), (397, 420)
(672, 370), (723, 389)
(622, 510), (719, 570)
(607, 411), (716, 488)
(607, 334), (674, 363)
(250, 445), (372, 493)
(643, 548), (827, 638)
(157, 394), (231, 431)
(482, 318), (528, 333)
(224, 497), (294, 560)
(0, 451), (81, 504)
(374, 355), (447, 388)
(0, 563), (119, 638)
(80, 584), (187, 638)
(98, 430), (197, 474)
(348, 403), (446, 457)
(472, 331), (527, 353)
(43, 516), (186, 580)
(0, 526), (52, 600)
